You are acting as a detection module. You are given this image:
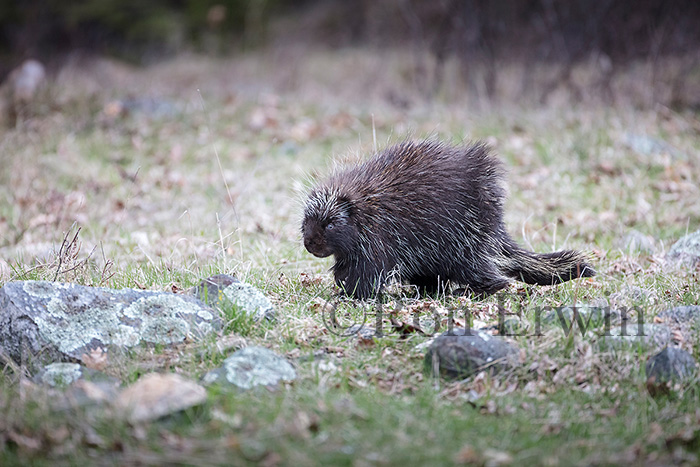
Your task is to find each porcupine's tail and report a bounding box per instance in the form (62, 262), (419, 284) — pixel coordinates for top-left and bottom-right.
(501, 246), (596, 286)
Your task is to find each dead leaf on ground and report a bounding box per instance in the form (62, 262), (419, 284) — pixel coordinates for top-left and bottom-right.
(8, 431), (42, 453)
(454, 445), (480, 464)
(483, 448), (513, 466)
(356, 335), (375, 349)
(390, 317), (426, 338)
(307, 297), (332, 314)
(81, 347), (108, 371)
(299, 272), (323, 287)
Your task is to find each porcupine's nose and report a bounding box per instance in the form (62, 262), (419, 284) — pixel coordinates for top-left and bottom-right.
(304, 237), (320, 255)
(305, 238), (332, 258)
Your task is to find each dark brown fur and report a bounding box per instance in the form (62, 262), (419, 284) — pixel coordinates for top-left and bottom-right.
(302, 140), (595, 299)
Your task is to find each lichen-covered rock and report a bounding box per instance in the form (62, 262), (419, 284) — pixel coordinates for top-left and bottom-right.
(0, 280), (222, 366)
(203, 346), (296, 389)
(646, 347), (696, 383)
(193, 274), (275, 321)
(34, 362), (120, 388)
(666, 230), (700, 268)
(423, 329), (519, 380)
(32, 362), (121, 409)
(35, 362), (84, 387)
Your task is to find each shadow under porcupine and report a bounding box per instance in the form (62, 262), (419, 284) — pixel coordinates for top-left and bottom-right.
(301, 140), (595, 300)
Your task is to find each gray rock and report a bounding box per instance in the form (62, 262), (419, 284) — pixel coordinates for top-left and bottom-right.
(646, 347), (697, 383)
(8, 59), (46, 104)
(589, 297), (611, 308)
(120, 97), (179, 118)
(345, 324), (378, 339)
(657, 306), (700, 325)
(33, 362), (122, 409)
(598, 323), (672, 350)
(622, 133), (683, 159)
(499, 317), (529, 336)
(34, 362), (120, 388)
(618, 230), (656, 254)
(202, 346), (296, 389)
(222, 282), (276, 321)
(666, 230), (700, 268)
(193, 274), (240, 303)
(609, 286), (657, 308)
(423, 329), (519, 380)
(541, 306), (623, 330)
(101, 97), (180, 121)
(193, 274), (275, 321)
(0, 280), (222, 366)
(1, 59), (47, 125)
(35, 362), (84, 387)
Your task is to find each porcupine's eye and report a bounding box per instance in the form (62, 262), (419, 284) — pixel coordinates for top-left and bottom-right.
(326, 222), (334, 230)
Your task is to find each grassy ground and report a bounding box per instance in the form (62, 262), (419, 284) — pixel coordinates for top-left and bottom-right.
(1, 50), (700, 465)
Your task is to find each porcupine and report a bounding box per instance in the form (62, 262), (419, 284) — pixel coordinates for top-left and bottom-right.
(301, 140), (595, 300)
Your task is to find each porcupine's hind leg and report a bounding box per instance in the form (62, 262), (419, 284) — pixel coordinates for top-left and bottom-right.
(453, 260), (511, 298)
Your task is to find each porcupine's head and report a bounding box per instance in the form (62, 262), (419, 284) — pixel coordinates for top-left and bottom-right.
(302, 187), (360, 259)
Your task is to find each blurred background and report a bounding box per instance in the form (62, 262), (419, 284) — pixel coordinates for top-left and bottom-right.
(2, 0), (700, 109)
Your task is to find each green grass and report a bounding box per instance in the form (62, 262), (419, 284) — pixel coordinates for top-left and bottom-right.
(1, 51), (700, 465)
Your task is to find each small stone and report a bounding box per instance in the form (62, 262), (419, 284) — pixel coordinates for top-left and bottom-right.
(221, 282), (276, 321)
(666, 230), (700, 268)
(657, 306), (700, 325)
(618, 230), (655, 254)
(598, 323), (672, 350)
(609, 285), (657, 308)
(345, 324), (378, 339)
(119, 97), (178, 118)
(194, 274), (275, 321)
(621, 133), (681, 158)
(589, 297), (610, 308)
(36, 362), (83, 387)
(203, 346), (296, 390)
(646, 347), (696, 383)
(193, 274), (240, 304)
(69, 379), (120, 405)
(114, 373), (207, 423)
(423, 329), (519, 380)
(316, 360), (338, 373)
(10, 60), (46, 104)
(33, 362), (121, 408)
(498, 317), (529, 336)
(541, 305), (622, 329)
